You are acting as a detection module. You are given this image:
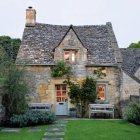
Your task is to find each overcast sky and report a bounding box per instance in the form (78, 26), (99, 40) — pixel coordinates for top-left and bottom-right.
(0, 0), (140, 48)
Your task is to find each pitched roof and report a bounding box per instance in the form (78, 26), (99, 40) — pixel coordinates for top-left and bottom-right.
(120, 48), (140, 83)
(16, 22), (121, 65)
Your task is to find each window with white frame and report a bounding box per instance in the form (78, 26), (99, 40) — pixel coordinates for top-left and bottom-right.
(64, 50), (77, 63)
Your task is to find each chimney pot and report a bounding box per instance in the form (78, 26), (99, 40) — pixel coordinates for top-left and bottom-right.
(28, 6), (33, 9)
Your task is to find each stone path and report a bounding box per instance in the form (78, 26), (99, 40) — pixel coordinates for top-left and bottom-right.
(42, 120), (68, 140)
(1, 128), (21, 132)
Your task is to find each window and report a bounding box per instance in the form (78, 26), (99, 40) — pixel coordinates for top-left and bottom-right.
(64, 50), (77, 63)
(97, 84), (106, 100)
(64, 51), (70, 62)
(55, 85), (67, 102)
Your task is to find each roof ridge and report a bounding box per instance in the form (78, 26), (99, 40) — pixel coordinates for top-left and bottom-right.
(35, 22), (107, 27)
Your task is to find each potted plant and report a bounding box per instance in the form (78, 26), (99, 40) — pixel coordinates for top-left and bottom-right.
(69, 108), (77, 117)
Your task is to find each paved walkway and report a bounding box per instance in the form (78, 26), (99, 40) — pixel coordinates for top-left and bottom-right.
(42, 120), (68, 140)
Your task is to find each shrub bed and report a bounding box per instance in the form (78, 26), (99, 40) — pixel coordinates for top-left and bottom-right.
(3, 110), (55, 127)
(124, 101), (140, 125)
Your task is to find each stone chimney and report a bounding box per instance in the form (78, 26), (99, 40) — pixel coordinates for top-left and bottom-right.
(26, 6), (36, 27)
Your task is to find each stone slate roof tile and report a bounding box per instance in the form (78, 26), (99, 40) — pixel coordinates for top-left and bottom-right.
(16, 23), (121, 65)
(120, 48), (140, 83)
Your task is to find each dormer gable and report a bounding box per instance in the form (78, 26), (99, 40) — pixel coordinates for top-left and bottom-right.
(54, 27), (87, 64)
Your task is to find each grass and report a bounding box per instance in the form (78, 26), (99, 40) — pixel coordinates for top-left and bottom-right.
(0, 125), (47, 140)
(65, 120), (140, 140)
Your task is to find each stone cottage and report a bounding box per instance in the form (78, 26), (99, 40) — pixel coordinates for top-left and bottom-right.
(16, 7), (140, 116)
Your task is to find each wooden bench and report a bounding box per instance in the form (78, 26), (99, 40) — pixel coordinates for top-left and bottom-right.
(89, 104), (114, 119)
(29, 103), (52, 112)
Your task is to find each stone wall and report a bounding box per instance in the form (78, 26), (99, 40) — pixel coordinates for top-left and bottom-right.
(54, 29), (87, 64)
(54, 29), (87, 77)
(24, 65), (122, 116)
(121, 71), (140, 114)
(86, 67), (121, 109)
(135, 67), (140, 80)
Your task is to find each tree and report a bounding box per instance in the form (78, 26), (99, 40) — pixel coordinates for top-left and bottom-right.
(2, 65), (29, 117)
(66, 77), (97, 117)
(0, 36), (21, 61)
(0, 36), (28, 117)
(65, 68), (106, 117)
(128, 41), (140, 48)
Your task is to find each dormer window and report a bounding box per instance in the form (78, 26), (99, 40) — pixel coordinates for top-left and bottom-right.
(64, 50), (77, 63)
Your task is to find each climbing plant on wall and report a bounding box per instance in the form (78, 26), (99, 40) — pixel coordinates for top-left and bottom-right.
(65, 67), (106, 117)
(51, 61), (72, 77)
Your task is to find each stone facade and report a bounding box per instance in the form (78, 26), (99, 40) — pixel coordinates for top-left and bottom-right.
(24, 65), (122, 116)
(135, 68), (140, 80)
(121, 72), (140, 112)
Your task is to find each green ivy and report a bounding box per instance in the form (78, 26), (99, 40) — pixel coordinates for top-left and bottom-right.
(51, 61), (72, 77)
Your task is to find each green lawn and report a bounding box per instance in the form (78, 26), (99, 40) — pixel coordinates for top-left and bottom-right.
(0, 125), (47, 140)
(65, 120), (140, 140)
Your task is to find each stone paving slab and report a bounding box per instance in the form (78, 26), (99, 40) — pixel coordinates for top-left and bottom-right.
(28, 127), (41, 132)
(55, 121), (68, 124)
(44, 132), (65, 137)
(1, 128), (21, 132)
(42, 138), (63, 140)
(47, 127), (65, 132)
(50, 124), (67, 127)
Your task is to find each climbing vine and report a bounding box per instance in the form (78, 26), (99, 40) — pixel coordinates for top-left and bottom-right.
(51, 61), (72, 77)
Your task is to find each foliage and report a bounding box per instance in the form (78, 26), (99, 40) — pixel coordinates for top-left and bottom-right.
(3, 110), (55, 127)
(93, 67), (106, 79)
(0, 36), (21, 61)
(67, 77), (97, 117)
(124, 101), (140, 125)
(65, 67), (106, 117)
(128, 41), (140, 48)
(69, 108), (77, 111)
(51, 61), (72, 77)
(2, 65), (29, 117)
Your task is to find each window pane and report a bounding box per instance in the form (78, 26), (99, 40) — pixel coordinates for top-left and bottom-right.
(62, 91), (66, 96)
(62, 85), (66, 91)
(56, 85), (61, 90)
(72, 51), (76, 63)
(97, 84), (105, 100)
(57, 97), (61, 102)
(57, 91), (61, 96)
(64, 51), (70, 62)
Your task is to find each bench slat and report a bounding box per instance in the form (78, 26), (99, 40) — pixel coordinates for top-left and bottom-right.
(89, 104), (114, 119)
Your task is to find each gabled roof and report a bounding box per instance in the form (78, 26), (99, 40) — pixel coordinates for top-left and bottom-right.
(120, 48), (140, 83)
(16, 22), (121, 65)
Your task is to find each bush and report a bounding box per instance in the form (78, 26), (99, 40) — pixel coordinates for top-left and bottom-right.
(4, 110), (55, 127)
(124, 102), (140, 125)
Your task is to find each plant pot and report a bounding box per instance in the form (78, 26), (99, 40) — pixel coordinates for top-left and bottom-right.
(69, 111), (77, 118)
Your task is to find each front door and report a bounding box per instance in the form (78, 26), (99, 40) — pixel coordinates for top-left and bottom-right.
(55, 84), (68, 115)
